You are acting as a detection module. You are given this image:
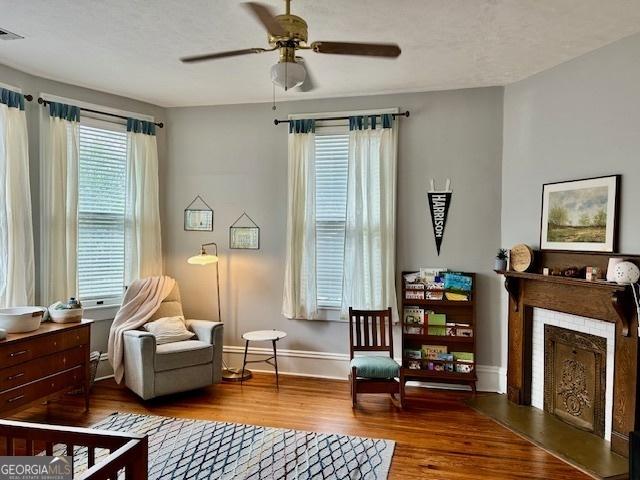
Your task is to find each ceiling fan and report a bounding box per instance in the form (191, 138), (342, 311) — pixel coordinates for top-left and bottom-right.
(180, 0), (401, 92)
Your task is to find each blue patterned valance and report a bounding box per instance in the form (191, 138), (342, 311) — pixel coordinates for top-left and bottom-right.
(289, 119), (315, 134)
(0, 88), (24, 110)
(48, 101), (80, 122)
(127, 118), (156, 136)
(349, 114), (394, 131)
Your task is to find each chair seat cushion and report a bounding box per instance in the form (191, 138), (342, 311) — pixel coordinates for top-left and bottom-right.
(155, 340), (213, 372)
(350, 356), (399, 379)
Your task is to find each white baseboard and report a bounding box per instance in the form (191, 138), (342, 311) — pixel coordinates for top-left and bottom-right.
(476, 365), (507, 394)
(224, 345), (505, 393)
(97, 346), (506, 393)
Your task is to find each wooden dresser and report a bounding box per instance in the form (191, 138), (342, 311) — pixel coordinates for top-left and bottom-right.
(0, 320), (92, 416)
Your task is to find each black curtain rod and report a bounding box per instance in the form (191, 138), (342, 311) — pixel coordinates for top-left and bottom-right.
(274, 110), (410, 126)
(24, 94), (33, 102)
(37, 97), (164, 128)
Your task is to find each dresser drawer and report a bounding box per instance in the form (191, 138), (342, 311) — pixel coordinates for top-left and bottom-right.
(0, 346), (86, 391)
(0, 366), (83, 412)
(55, 327), (89, 352)
(0, 325), (89, 368)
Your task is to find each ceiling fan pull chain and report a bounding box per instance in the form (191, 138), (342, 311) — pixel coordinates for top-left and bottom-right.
(272, 83), (277, 111)
(284, 61), (289, 91)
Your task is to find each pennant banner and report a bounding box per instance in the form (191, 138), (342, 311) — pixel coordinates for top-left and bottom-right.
(427, 179), (453, 256)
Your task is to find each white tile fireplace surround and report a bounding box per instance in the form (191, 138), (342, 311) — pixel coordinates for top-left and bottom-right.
(531, 308), (615, 441)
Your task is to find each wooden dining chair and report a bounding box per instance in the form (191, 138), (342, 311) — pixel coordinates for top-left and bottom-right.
(349, 307), (401, 407)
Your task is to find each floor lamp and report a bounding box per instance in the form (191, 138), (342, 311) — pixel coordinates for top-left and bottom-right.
(187, 242), (251, 382)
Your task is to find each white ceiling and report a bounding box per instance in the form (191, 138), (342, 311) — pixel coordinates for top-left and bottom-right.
(1, 0), (640, 107)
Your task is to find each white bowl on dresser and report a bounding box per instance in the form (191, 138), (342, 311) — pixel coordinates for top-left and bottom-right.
(0, 307), (46, 333)
(48, 307), (84, 324)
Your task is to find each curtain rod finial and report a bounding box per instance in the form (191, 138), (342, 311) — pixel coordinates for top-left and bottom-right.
(24, 94), (33, 102)
(274, 119), (280, 125)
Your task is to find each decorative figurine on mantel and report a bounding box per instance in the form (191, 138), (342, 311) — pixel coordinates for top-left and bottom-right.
(560, 266), (581, 278)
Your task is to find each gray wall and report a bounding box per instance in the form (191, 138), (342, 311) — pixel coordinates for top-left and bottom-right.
(0, 63), (167, 359)
(502, 32), (640, 252)
(8, 30), (637, 377)
(501, 32), (640, 369)
(164, 87), (504, 367)
(1, 63), (505, 372)
(4, 30), (637, 379)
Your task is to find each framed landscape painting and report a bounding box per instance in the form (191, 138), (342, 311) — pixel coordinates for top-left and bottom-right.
(540, 175), (619, 252)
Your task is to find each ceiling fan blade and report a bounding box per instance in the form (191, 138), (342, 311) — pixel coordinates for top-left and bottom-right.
(295, 58), (315, 92)
(181, 48), (268, 63)
(311, 41), (401, 58)
(243, 2), (286, 37)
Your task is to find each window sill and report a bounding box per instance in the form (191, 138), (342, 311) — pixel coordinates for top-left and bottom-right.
(82, 303), (120, 321)
(314, 308), (347, 322)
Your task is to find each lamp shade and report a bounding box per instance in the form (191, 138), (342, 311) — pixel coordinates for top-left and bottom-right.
(271, 61), (306, 90)
(187, 253), (219, 265)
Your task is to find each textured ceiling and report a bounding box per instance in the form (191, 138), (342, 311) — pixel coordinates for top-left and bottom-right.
(1, 0), (639, 107)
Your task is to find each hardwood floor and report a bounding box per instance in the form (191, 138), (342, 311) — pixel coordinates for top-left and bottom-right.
(8, 372), (590, 479)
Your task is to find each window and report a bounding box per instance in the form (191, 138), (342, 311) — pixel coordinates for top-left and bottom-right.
(315, 132), (349, 308)
(77, 122), (127, 303)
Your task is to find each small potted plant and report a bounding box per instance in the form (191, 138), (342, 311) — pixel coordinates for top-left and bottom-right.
(495, 249), (508, 272)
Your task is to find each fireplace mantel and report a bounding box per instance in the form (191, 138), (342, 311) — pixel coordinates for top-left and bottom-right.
(499, 251), (640, 459)
(501, 271), (633, 336)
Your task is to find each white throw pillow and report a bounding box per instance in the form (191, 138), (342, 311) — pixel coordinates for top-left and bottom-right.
(143, 316), (195, 345)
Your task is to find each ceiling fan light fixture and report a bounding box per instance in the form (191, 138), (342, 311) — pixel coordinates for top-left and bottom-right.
(181, 1), (401, 94)
(271, 61), (306, 90)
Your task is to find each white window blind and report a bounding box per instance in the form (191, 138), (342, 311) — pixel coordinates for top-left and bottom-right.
(315, 133), (349, 308)
(77, 124), (127, 302)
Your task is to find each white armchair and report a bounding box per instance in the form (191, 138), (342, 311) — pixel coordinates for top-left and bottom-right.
(122, 283), (223, 400)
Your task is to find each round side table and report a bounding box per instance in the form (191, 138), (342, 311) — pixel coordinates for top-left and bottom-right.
(241, 330), (287, 388)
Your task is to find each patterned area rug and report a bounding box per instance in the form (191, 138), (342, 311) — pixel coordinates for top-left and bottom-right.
(78, 413), (394, 479)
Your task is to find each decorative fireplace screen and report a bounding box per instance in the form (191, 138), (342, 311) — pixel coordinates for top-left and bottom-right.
(544, 325), (607, 438)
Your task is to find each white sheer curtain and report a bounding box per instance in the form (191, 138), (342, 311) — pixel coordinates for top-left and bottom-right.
(124, 120), (162, 284)
(0, 92), (34, 307)
(342, 114), (398, 320)
(41, 102), (80, 305)
(282, 120), (318, 319)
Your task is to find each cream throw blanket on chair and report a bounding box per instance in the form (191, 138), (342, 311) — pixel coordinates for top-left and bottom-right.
(108, 275), (176, 383)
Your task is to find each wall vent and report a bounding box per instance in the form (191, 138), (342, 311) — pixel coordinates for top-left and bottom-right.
(0, 28), (23, 41)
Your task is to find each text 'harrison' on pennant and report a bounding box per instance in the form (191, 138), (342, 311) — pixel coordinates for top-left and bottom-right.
(427, 179), (452, 256)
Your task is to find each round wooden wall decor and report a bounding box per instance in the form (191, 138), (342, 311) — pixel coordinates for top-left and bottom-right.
(510, 244), (534, 272)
